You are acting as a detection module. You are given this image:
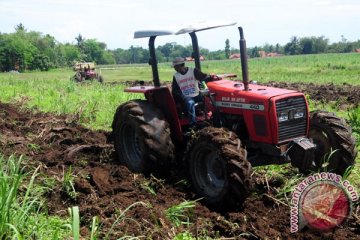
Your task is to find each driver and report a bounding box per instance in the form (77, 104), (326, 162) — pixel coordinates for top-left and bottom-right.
(171, 57), (212, 127)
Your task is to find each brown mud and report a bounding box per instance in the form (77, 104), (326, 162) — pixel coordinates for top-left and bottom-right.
(266, 81), (360, 108)
(0, 82), (359, 239)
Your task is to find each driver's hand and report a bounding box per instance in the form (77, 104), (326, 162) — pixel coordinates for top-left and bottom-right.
(210, 74), (222, 81)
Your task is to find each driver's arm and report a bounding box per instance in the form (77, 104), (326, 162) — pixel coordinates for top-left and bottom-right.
(194, 68), (209, 82)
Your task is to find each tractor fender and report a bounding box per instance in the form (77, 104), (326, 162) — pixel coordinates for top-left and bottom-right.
(145, 87), (183, 142)
(123, 86), (183, 142)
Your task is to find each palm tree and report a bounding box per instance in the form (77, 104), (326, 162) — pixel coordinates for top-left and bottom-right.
(75, 34), (85, 50)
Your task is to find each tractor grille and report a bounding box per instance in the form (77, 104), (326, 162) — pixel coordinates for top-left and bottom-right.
(276, 96), (307, 142)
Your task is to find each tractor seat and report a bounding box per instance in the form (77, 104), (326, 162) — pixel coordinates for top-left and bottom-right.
(173, 96), (206, 119)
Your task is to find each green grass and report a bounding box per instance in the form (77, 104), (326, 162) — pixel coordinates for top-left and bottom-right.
(248, 53), (360, 84)
(348, 107), (360, 144)
(166, 200), (197, 227)
(0, 154), (70, 239)
(137, 174), (165, 196)
(0, 70), (143, 130)
(99, 53), (360, 85)
(62, 166), (77, 200)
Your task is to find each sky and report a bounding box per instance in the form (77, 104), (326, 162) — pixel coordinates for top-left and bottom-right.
(0, 0), (359, 51)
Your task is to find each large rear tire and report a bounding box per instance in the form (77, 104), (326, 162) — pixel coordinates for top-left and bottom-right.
(308, 110), (357, 175)
(187, 127), (252, 206)
(112, 100), (174, 174)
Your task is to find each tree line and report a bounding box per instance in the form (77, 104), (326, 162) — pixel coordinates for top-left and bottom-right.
(1, 24), (359, 72)
(248, 35), (360, 57)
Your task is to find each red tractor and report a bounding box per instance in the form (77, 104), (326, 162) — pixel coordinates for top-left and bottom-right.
(72, 62), (104, 83)
(112, 23), (357, 206)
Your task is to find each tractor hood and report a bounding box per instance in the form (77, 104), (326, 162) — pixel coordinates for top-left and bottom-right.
(208, 79), (308, 144)
(207, 79), (298, 102)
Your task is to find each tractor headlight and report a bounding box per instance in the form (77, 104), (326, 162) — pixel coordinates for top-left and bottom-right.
(278, 108), (305, 123)
(278, 111), (289, 122)
(294, 108), (305, 119)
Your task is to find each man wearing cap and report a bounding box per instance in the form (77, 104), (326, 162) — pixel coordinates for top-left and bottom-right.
(171, 57), (212, 127)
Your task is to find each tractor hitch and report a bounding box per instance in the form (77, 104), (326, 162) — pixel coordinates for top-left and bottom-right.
(287, 138), (316, 171)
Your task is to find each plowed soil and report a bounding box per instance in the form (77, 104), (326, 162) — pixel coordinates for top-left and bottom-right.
(0, 82), (359, 239)
(266, 82), (360, 108)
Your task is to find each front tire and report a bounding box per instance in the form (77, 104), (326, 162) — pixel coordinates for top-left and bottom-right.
(71, 72), (82, 82)
(96, 74), (104, 83)
(308, 110), (357, 175)
(112, 100), (174, 174)
(187, 127), (252, 206)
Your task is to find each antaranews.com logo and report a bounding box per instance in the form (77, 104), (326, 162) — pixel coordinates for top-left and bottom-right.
(290, 172), (358, 233)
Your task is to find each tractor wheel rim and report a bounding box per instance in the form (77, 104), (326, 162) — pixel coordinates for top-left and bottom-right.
(206, 154), (224, 187)
(121, 123), (142, 167)
(196, 149), (225, 197)
(309, 128), (332, 167)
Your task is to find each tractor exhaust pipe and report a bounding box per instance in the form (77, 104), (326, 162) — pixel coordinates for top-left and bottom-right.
(238, 27), (249, 91)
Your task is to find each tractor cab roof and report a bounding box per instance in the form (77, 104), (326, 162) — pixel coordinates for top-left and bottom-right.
(134, 22), (236, 86)
(134, 22), (236, 38)
(134, 30), (173, 39)
(175, 22), (236, 35)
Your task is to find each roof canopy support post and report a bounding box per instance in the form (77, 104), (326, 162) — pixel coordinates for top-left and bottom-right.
(149, 36), (160, 87)
(189, 32), (201, 71)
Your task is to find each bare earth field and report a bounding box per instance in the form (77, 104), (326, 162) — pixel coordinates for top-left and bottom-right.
(266, 82), (360, 107)
(0, 82), (359, 239)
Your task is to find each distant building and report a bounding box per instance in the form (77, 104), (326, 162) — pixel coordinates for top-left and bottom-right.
(258, 50), (283, 58)
(185, 55), (205, 61)
(258, 50), (266, 58)
(266, 52), (283, 57)
(356, 48), (360, 53)
(229, 53), (240, 59)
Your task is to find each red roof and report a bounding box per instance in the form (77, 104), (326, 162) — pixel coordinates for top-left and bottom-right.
(185, 55), (205, 61)
(229, 53), (240, 59)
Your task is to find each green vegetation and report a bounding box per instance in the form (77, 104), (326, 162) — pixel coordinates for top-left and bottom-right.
(0, 154), (70, 239)
(348, 107), (360, 144)
(68, 206), (80, 240)
(1, 23), (359, 72)
(102, 53), (360, 85)
(174, 231), (196, 240)
(62, 166), (77, 200)
(249, 53), (360, 85)
(166, 200), (197, 227)
(137, 174), (165, 195)
(0, 69), (143, 130)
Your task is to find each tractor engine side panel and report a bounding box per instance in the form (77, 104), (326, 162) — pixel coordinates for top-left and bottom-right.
(215, 94), (273, 143)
